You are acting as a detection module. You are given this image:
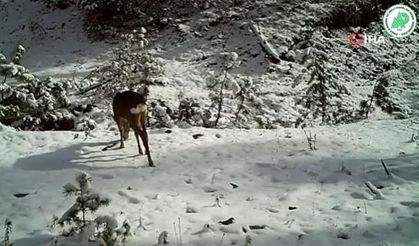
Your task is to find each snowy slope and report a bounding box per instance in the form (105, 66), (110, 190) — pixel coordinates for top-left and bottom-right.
(1, 120), (419, 245)
(0, 0), (109, 79)
(2, 0), (418, 127)
(148, 3), (419, 126)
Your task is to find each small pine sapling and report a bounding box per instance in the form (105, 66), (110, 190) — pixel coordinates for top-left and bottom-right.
(303, 33), (352, 125)
(407, 120), (419, 146)
(234, 78), (255, 128)
(11, 45), (25, 64)
(154, 231), (168, 245)
(244, 235), (252, 246)
(359, 81), (378, 119)
(2, 219), (12, 246)
(305, 57), (328, 124)
(302, 127), (317, 150)
(137, 207), (147, 231)
(58, 172), (110, 236)
(208, 51), (240, 127)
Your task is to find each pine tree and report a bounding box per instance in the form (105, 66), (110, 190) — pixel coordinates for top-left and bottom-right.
(58, 172), (110, 236)
(304, 53), (351, 124)
(78, 29), (162, 100)
(0, 45), (38, 102)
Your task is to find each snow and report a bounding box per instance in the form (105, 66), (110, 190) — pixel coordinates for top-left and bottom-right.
(1, 0), (419, 245)
(0, 119), (419, 245)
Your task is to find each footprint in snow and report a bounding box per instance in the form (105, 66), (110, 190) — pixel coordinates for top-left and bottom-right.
(95, 174), (114, 180)
(350, 191), (373, 200)
(118, 190), (141, 204)
(400, 201), (419, 208)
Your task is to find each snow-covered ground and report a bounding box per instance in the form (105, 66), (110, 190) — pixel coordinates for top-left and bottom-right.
(1, 119), (419, 245)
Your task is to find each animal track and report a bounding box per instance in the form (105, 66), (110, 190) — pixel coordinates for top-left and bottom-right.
(118, 190), (141, 204)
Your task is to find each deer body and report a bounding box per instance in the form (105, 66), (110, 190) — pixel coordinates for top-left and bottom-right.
(112, 90), (154, 167)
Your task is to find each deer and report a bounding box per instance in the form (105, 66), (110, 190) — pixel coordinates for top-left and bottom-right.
(112, 90), (154, 167)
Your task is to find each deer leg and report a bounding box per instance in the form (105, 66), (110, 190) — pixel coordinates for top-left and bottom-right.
(138, 129), (154, 167)
(134, 129), (144, 155)
(123, 121), (130, 140)
(116, 118), (128, 149)
(117, 123), (125, 149)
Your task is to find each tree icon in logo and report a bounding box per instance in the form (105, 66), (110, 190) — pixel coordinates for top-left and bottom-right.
(391, 12), (410, 29)
(383, 4), (417, 38)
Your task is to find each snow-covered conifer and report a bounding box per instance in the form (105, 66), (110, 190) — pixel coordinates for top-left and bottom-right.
(58, 172), (110, 235)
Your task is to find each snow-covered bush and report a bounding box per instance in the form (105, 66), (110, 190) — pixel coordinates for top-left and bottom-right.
(0, 46), (79, 130)
(79, 29), (163, 101)
(176, 96), (210, 127)
(94, 216), (131, 246)
(373, 71), (411, 119)
(149, 99), (175, 128)
(1, 46), (36, 97)
(57, 172), (110, 236)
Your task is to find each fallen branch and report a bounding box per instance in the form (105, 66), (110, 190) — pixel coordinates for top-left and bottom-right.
(380, 159), (391, 177)
(249, 23), (281, 63)
(365, 181), (385, 200)
(75, 78), (110, 96)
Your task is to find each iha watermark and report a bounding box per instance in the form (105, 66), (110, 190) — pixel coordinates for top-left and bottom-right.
(348, 32), (386, 46)
(349, 3), (417, 46)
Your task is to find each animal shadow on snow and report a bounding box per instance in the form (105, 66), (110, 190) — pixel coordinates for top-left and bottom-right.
(13, 141), (140, 171)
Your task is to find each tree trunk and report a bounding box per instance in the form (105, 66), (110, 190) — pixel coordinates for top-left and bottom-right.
(82, 206), (86, 227)
(214, 71), (228, 127)
(1, 75), (6, 102)
(365, 81), (378, 119)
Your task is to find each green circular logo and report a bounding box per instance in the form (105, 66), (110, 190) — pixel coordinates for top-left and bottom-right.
(383, 4), (417, 38)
